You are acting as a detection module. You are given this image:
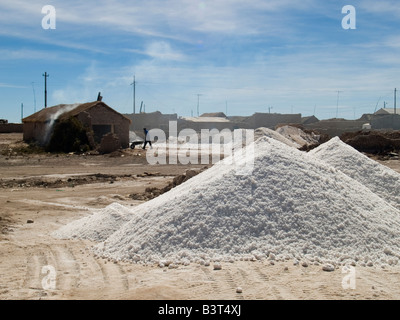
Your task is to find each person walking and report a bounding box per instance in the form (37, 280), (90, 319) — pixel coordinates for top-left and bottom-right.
(142, 128), (152, 149)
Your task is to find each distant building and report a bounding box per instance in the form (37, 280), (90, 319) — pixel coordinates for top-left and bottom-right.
(200, 112), (227, 118)
(246, 113), (302, 129)
(124, 111), (177, 138)
(179, 115), (234, 132)
(301, 115), (319, 125)
(374, 108), (398, 115)
(22, 101), (131, 148)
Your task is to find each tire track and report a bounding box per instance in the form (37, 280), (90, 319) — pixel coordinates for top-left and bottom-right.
(22, 248), (50, 298)
(52, 244), (81, 292)
(201, 266), (222, 297)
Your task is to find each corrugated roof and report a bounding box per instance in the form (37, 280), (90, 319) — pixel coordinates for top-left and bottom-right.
(22, 101), (131, 123)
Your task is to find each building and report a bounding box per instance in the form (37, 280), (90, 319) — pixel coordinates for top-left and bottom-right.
(124, 111), (178, 138)
(179, 115), (234, 132)
(246, 112), (302, 129)
(374, 108), (398, 115)
(22, 101), (131, 148)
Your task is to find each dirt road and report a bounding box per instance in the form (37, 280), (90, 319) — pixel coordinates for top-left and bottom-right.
(1, 133), (400, 300)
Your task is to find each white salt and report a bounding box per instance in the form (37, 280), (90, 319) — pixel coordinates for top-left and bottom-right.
(254, 127), (299, 148)
(309, 137), (400, 210)
(84, 137), (400, 266)
(52, 202), (133, 241)
(275, 125), (320, 149)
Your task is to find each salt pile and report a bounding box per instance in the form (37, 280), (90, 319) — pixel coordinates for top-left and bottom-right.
(309, 137), (400, 210)
(254, 127), (298, 148)
(54, 136), (400, 267)
(53, 202), (133, 242)
(276, 125), (320, 149)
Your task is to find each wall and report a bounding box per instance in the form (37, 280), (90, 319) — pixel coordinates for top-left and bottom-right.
(371, 115), (400, 130)
(304, 119), (366, 137)
(0, 123), (23, 133)
(23, 122), (49, 145)
(85, 105), (130, 148)
(177, 119), (236, 133)
(247, 113), (302, 129)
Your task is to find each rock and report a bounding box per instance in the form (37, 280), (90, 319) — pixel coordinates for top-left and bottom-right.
(236, 287), (243, 294)
(27, 219), (34, 224)
(185, 169), (199, 179)
(268, 253), (276, 260)
(213, 263), (222, 270)
(322, 264), (335, 272)
(301, 261), (308, 267)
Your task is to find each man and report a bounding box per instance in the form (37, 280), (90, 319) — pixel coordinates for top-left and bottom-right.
(142, 128), (152, 149)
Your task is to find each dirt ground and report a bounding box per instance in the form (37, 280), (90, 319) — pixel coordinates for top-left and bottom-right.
(1, 133), (400, 300)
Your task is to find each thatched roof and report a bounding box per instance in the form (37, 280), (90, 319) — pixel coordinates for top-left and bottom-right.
(22, 101), (131, 123)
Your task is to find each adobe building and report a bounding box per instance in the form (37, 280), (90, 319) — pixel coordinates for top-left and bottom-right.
(371, 108), (400, 130)
(22, 101), (131, 148)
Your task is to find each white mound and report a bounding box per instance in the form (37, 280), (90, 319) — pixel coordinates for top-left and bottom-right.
(254, 127), (299, 148)
(309, 137), (400, 210)
(79, 137), (400, 266)
(276, 125), (320, 148)
(52, 202), (133, 242)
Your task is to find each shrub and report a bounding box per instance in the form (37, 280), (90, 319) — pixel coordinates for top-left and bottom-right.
(46, 117), (92, 153)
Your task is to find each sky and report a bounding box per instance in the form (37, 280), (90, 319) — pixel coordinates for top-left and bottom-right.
(1, 0), (400, 123)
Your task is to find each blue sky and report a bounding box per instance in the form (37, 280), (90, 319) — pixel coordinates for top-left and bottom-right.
(1, 0), (400, 123)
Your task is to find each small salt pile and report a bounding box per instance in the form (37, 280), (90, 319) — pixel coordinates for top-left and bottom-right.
(254, 127), (299, 148)
(309, 137), (400, 210)
(52, 202), (133, 241)
(85, 137), (400, 266)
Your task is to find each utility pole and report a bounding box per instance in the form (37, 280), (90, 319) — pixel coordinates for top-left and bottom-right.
(225, 101), (228, 116)
(197, 94), (203, 117)
(268, 106), (273, 113)
(31, 82), (37, 113)
(43, 72), (49, 108)
(395, 88), (397, 115)
(21, 103), (23, 122)
(336, 90), (343, 118)
(131, 76), (136, 114)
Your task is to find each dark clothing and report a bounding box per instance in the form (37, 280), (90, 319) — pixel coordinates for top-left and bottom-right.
(143, 129), (152, 149)
(143, 140), (152, 149)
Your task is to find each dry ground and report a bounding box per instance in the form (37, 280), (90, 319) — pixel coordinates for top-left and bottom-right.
(1, 133), (400, 300)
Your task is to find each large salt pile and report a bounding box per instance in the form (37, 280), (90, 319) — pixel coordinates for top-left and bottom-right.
(309, 137), (400, 210)
(78, 137), (400, 267)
